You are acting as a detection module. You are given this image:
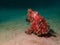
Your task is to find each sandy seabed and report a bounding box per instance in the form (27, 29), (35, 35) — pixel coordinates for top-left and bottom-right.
(0, 19), (60, 45)
(0, 31), (60, 45)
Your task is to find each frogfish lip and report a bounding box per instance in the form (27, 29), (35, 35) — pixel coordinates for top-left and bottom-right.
(26, 18), (30, 22)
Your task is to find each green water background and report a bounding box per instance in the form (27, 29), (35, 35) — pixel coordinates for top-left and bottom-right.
(0, 0), (60, 33)
(0, 0), (60, 43)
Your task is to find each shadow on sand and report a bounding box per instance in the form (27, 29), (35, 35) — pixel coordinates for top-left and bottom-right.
(38, 29), (57, 37)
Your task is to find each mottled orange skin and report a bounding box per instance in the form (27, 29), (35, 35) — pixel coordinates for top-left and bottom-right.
(25, 9), (50, 36)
